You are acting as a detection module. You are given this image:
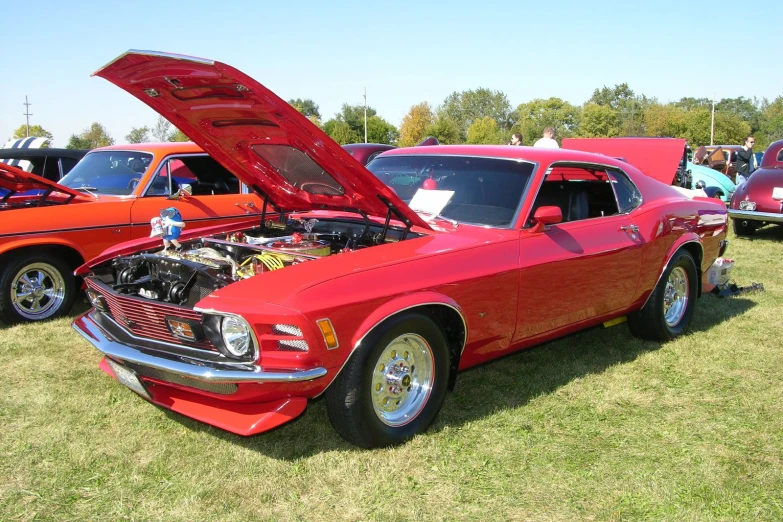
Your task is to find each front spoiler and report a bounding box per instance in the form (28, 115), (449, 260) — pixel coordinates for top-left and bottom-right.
(728, 209), (783, 223)
(73, 311), (328, 384)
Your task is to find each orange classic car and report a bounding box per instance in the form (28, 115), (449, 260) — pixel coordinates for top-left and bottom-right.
(0, 142), (263, 323)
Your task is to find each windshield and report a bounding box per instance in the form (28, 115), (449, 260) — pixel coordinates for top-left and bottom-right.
(366, 155), (535, 227)
(60, 151), (153, 196)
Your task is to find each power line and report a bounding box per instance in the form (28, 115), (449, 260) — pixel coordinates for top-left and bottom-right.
(23, 96), (33, 137)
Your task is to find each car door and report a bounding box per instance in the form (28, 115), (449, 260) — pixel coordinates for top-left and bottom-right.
(128, 154), (262, 240)
(514, 165), (643, 341)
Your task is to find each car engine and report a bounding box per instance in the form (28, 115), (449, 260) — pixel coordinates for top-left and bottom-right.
(91, 217), (416, 307)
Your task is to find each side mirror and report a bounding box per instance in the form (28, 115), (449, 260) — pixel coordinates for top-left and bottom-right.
(530, 206), (562, 233)
(167, 183), (192, 200)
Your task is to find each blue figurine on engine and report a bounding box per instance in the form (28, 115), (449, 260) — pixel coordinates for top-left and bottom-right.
(150, 207), (186, 249)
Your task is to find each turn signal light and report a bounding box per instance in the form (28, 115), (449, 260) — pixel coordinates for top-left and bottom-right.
(316, 319), (339, 350)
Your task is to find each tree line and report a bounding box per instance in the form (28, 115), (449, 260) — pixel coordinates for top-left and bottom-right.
(10, 85), (783, 151)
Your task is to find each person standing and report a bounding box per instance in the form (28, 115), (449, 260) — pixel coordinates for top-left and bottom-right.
(735, 135), (755, 185)
(509, 133), (523, 146)
(534, 127), (559, 148)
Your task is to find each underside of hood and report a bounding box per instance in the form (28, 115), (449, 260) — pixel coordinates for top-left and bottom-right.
(93, 50), (431, 230)
(0, 162), (89, 205)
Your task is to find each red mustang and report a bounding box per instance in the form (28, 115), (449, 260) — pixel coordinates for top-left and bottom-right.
(73, 51), (729, 448)
(728, 139), (783, 235)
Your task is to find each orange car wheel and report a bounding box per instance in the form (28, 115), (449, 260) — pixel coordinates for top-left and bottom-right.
(0, 253), (76, 324)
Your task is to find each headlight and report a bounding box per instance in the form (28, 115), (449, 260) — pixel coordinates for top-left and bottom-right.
(221, 316), (251, 357)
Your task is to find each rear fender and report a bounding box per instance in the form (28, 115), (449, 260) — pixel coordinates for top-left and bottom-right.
(642, 236), (703, 308)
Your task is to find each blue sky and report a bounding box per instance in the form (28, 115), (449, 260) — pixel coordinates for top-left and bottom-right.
(2, 0), (781, 146)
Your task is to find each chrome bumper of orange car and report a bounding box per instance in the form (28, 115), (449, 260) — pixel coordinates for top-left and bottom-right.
(728, 210), (783, 223)
(73, 310), (327, 384)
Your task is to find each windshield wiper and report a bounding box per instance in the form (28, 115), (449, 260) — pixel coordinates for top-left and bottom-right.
(74, 187), (99, 199)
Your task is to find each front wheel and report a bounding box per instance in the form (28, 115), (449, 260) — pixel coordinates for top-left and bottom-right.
(0, 253), (76, 323)
(628, 250), (698, 341)
(326, 312), (449, 448)
(732, 218), (755, 236)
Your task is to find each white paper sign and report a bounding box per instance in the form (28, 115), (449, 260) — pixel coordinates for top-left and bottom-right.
(772, 187), (783, 200)
(408, 189), (455, 217)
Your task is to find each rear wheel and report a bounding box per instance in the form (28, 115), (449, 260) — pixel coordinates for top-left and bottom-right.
(628, 250), (697, 341)
(326, 312), (449, 448)
(732, 218), (755, 236)
(0, 253), (76, 323)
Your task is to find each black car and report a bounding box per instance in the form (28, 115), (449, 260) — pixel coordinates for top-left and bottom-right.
(0, 148), (88, 182)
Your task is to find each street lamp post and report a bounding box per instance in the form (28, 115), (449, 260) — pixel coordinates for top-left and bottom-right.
(363, 87), (367, 144)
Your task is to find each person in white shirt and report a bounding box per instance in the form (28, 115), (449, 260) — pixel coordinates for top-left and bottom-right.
(533, 126), (559, 148)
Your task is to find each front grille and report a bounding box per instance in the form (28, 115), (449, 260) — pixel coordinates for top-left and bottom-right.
(127, 363), (238, 395)
(86, 279), (216, 351)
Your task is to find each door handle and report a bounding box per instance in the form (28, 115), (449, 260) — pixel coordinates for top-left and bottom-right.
(620, 225), (639, 233)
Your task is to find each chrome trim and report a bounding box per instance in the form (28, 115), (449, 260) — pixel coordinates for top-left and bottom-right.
(728, 209), (783, 223)
(74, 312), (326, 384)
(93, 50), (214, 77)
(639, 240), (703, 310)
(315, 302), (468, 398)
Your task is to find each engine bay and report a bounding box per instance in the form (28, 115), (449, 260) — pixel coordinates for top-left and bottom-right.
(90, 217), (419, 307)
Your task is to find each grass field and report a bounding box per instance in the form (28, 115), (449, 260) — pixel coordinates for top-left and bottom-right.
(1, 226), (782, 521)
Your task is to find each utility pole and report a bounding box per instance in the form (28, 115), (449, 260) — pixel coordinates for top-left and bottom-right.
(710, 93), (716, 146)
(363, 87), (367, 144)
(23, 96), (33, 137)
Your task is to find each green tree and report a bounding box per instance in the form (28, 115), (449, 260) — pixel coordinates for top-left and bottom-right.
(758, 96), (783, 147)
(366, 115), (398, 144)
(66, 122), (113, 149)
(465, 117), (505, 144)
(12, 124), (53, 146)
(577, 103), (621, 137)
(126, 126), (150, 144)
(716, 96), (761, 132)
(514, 97), (580, 145)
(170, 129), (190, 142)
(438, 88), (512, 141)
(424, 115), (461, 144)
(398, 102), (434, 147)
(152, 116), (174, 142)
(288, 98), (321, 119)
(323, 120), (361, 145)
(643, 103), (750, 147)
(588, 83), (651, 135)
(673, 97), (712, 111)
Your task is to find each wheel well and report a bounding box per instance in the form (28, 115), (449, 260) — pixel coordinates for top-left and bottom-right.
(0, 245), (85, 274)
(679, 242), (704, 297)
(419, 305), (466, 392)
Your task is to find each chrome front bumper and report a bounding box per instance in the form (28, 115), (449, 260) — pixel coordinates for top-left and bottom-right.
(73, 311), (328, 384)
(728, 209), (783, 223)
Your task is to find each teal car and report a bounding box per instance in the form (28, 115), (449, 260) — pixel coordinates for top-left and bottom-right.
(688, 161), (735, 204)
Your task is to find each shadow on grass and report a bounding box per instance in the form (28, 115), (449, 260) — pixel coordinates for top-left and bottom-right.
(0, 297), (90, 330)
(159, 295), (757, 459)
(734, 223), (783, 242)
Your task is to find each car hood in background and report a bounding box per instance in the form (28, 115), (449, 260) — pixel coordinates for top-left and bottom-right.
(94, 50), (431, 230)
(0, 162), (90, 203)
(562, 137), (686, 185)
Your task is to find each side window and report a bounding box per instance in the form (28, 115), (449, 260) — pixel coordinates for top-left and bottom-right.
(60, 157), (79, 177)
(145, 156), (241, 197)
(528, 164), (621, 225)
(42, 156), (62, 182)
(607, 169), (642, 213)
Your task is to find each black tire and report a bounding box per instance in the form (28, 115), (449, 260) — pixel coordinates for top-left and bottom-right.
(732, 218), (755, 236)
(0, 252), (76, 324)
(628, 250), (698, 341)
(326, 312), (449, 448)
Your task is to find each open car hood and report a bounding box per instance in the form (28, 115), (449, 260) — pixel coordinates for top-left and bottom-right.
(562, 138), (686, 185)
(94, 50), (431, 230)
(0, 162), (89, 202)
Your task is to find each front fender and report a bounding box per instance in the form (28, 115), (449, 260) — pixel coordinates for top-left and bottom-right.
(351, 291), (465, 349)
(0, 236), (87, 260)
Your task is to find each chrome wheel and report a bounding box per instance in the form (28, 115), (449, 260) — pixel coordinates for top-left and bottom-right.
(663, 266), (689, 327)
(10, 262), (65, 320)
(371, 333), (434, 427)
